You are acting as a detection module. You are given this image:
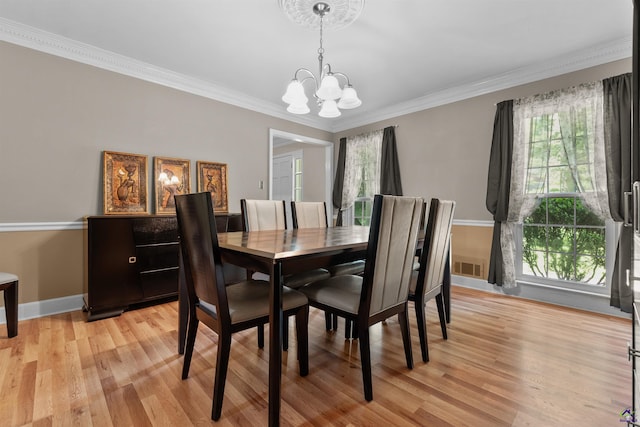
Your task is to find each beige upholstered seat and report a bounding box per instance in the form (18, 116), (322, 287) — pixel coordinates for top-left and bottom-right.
(175, 192), (309, 421)
(240, 199), (330, 349)
(291, 201), (365, 276)
(291, 201), (365, 336)
(299, 195), (423, 401)
(0, 272), (18, 338)
(409, 198), (455, 362)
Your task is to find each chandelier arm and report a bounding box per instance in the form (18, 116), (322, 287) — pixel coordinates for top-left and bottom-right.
(293, 68), (320, 92)
(331, 71), (352, 86)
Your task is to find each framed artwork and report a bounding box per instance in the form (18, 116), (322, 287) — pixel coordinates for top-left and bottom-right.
(154, 157), (191, 215)
(197, 161), (229, 213)
(103, 151), (149, 215)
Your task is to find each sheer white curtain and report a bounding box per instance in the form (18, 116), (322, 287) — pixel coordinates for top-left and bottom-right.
(340, 130), (382, 214)
(500, 81), (609, 287)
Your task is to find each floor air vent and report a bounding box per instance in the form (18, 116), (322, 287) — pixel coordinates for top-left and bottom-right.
(452, 256), (485, 279)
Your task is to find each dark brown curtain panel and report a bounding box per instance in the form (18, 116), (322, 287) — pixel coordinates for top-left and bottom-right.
(380, 126), (403, 196)
(486, 100), (514, 286)
(604, 73), (633, 312)
(332, 137), (347, 226)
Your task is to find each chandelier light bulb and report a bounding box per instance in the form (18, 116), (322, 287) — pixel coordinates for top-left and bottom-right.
(318, 99), (341, 118)
(316, 74), (342, 100)
(337, 85), (362, 109)
(282, 80), (308, 105)
(287, 102), (311, 115)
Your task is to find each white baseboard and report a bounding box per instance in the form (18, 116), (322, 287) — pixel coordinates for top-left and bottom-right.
(453, 275), (631, 319)
(0, 280), (630, 325)
(0, 294), (84, 324)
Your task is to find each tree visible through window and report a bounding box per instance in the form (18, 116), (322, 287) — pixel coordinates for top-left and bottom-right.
(520, 111), (606, 286)
(352, 138), (380, 226)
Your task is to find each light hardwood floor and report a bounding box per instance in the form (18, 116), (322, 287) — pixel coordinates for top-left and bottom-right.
(0, 286), (631, 426)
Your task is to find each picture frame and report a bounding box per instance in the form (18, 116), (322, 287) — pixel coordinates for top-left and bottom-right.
(196, 161), (229, 213)
(103, 151), (149, 215)
(154, 156), (191, 215)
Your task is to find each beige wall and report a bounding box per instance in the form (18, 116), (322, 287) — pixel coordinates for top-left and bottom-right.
(0, 39), (632, 308)
(0, 41), (332, 223)
(0, 41), (331, 305)
(334, 58), (632, 221)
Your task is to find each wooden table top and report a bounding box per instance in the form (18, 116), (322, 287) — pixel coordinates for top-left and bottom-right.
(217, 226), (371, 260)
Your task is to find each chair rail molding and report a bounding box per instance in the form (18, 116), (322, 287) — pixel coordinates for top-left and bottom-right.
(0, 221), (84, 232)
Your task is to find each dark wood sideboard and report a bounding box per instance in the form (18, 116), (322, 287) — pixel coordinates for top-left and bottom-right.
(83, 213), (242, 321)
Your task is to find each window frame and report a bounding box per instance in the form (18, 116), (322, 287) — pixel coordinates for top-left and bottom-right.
(516, 195), (615, 296)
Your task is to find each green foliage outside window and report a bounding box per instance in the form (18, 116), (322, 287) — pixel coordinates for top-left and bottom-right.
(523, 196), (605, 285)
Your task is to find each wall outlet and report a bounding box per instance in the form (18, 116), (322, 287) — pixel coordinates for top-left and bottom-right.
(259, 180), (264, 190)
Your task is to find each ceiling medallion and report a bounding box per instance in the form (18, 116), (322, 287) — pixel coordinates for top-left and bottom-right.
(278, 0), (365, 30)
(281, 1), (362, 118)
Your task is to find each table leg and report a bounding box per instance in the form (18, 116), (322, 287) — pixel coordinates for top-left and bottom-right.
(178, 251), (188, 354)
(269, 262), (283, 426)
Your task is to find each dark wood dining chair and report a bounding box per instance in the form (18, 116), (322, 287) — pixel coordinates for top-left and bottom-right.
(409, 198), (455, 362)
(0, 272), (18, 338)
(291, 200), (365, 338)
(299, 194), (423, 401)
(175, 192), (309, 420)
(240, 199), (330, 350)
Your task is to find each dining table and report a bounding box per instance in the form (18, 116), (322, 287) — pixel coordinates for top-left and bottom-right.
(176, 225), (450, 426)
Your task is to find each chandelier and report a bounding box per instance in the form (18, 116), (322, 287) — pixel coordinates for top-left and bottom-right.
(281, 2), (362, 118)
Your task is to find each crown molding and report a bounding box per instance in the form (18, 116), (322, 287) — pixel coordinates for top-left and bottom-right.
(0, 18), (631, 134)
(330, 37), (633, 132)
(0, 18), (330, 131)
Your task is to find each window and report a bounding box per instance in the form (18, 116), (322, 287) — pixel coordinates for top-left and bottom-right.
(522, 195), (605, 285)
(340, 130), (382, 226)
(516, 105), (610, 291)
(293, 157), (303, 201)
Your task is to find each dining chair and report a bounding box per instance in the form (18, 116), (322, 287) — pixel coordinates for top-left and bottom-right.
(409, 198), (455, 362)
(0, 272), (18, 338)
(299, 194), (423, 401)
(291, 200), (365, 338)
(175, 192), (309, 421)
(240, 199), (330, 350)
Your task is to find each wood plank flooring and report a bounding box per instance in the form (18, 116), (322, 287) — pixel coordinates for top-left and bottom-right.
(0, 286), (631, 426)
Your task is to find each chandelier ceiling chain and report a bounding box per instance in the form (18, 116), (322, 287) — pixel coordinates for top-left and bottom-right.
(281, 1), (362, 118)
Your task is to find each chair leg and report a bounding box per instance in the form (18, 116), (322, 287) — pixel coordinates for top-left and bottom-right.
(345, 319), (358, 339)
(435, 294), (448, 340)
(325, 312), (332, 330)
(182, 316), (199, 379)
(398, 309), (414, 370)
(257, 325), (264, 349)
(295, 306), (309, 377)
(283, 317), (289, 351)
(212, 333), (232, 421)
(3, 280), (18, 338)
(357, 323), (373, 401)
(414, 297), (429, 362)
(332, 313), (338, 330)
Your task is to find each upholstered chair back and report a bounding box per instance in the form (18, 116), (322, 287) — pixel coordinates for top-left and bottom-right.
(363, 195), (423, 317)
(416, 199), (456, 297)
(240, 199), (287, 231)
(175, 192), (230, 325)
(291, 201), (328, 229)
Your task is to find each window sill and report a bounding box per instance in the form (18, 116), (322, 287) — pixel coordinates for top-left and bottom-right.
(453, 274), (629, 318)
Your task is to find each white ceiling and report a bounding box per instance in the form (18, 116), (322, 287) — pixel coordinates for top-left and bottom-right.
(0, 0), (633, 132)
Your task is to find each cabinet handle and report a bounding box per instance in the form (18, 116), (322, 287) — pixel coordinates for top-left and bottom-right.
(128, 256), (137, 264)
(628, 342), (640, 360)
